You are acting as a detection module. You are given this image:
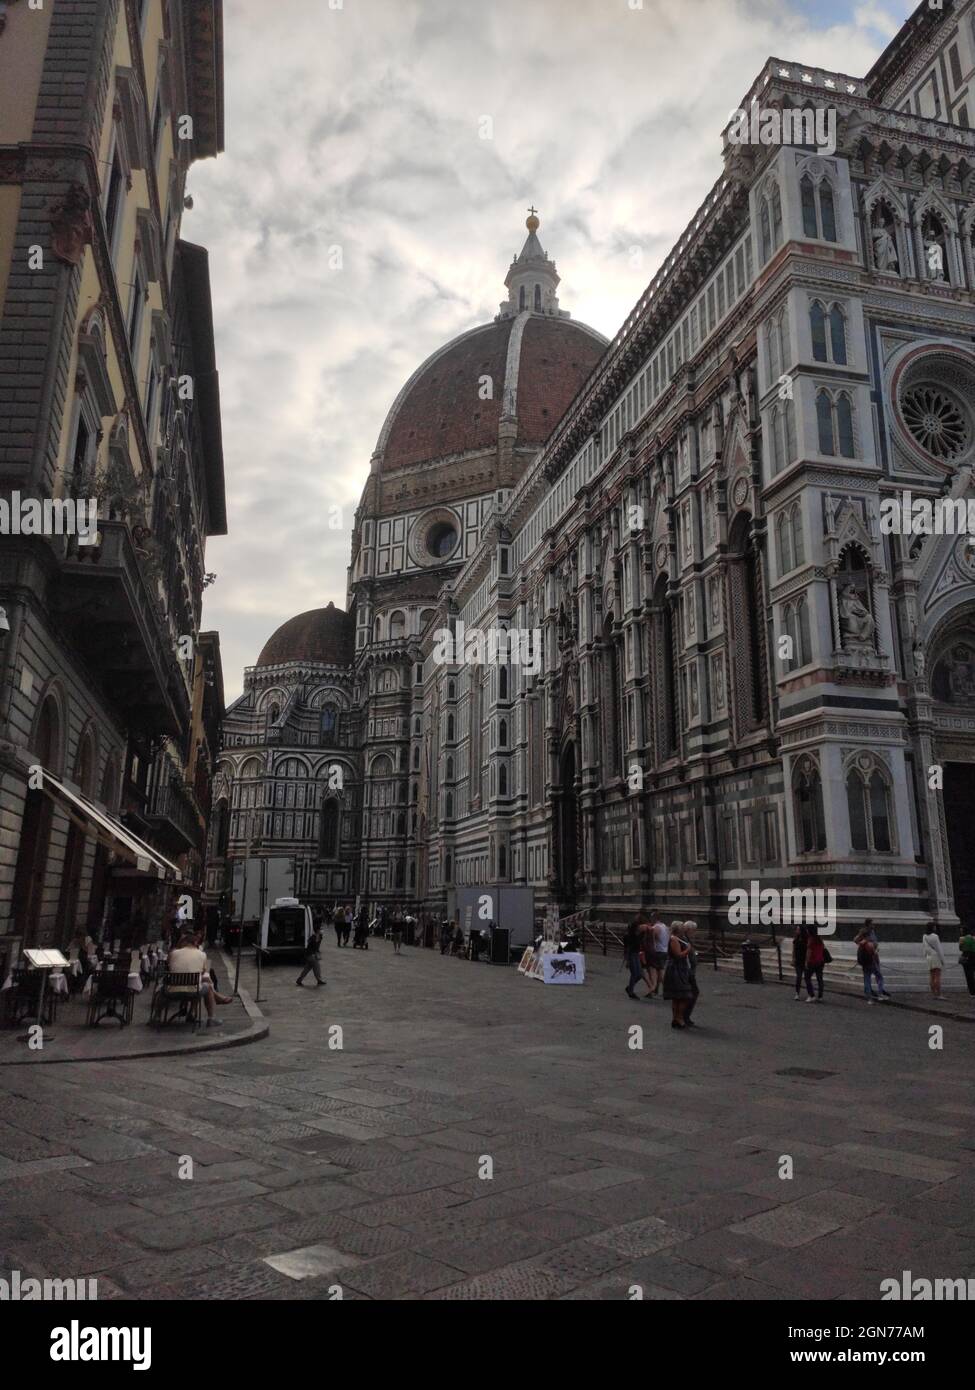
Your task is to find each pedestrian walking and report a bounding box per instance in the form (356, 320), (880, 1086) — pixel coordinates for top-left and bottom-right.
(681, 921), (701, 1026)
(662, 928), (693, 1029)
(855, 920), (890, 1001)
(792, 924), (809, 1000)
(804, 925), (827, 1002)
(296, 925), (325, 987)
(353, 915), (369, 949)
(623, 912), (652, 999)
(648, 910), (670, 996)
(391, 916), (403, 954)
(921, 926), (946, 1000)
(959, 926), (975, 996)
(439, 919), (452, 955)
(341, 906), (353, 947)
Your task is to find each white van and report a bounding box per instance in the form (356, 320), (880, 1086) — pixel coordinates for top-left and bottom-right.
(258, 897), (313, 960)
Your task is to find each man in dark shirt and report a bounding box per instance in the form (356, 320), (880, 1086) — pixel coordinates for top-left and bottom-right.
(296, 926), (325, 987)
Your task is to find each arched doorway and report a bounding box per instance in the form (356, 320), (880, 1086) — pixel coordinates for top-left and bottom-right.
(557, 741), (579, 902)
(930, 623), (975, 926)
(56, 730), (95, 943)
(12, 696), (62, 945)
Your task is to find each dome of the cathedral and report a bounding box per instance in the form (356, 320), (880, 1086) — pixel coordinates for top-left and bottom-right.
(372, 214), (607, 474)
(256, 602), (354, 668)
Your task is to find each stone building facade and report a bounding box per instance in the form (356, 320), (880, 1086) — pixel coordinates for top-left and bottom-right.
(214, 1), (975, 940)
(0, 0), (226, 960)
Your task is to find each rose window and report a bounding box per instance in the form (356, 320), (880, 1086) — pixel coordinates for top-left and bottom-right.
(901, 385), (970, 462)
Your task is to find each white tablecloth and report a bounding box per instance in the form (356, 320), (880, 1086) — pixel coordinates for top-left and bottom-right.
(49, 972), (69, 997)
(82, 971), (143, 999)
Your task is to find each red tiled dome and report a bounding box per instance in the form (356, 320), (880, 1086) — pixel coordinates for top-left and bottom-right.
(256, 603), (354, 668)
(376, 314), (605, 473)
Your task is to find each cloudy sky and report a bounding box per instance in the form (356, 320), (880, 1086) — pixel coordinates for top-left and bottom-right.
(187, 0), (915, 699)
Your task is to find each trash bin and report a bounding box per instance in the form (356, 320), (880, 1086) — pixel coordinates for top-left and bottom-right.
(490, 927), (511, 964)
(741, 940), (764, 983)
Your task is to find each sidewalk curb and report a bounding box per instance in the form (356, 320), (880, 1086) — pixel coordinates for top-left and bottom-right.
(718, 963), (975, 1024)
(0, 951), (269, 1065)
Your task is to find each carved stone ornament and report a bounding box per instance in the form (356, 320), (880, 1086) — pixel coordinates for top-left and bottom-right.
(49, 183), (93, 266)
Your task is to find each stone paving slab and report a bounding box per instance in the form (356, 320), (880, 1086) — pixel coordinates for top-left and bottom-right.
(1, 939), (973, 1300)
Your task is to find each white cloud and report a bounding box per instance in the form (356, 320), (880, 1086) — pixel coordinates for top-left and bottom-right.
(189, 0), (905, 696)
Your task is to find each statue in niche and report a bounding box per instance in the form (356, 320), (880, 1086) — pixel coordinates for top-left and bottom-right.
(922, 215), (947, 281)
(871, 208), (899, 273)
(839, 582), (876, 649)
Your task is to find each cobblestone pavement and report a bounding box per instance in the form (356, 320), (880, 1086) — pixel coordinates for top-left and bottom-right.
(0, 940), (972, 1301)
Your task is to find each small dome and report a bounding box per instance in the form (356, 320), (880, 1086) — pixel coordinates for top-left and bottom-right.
(256, 603), (354, 668)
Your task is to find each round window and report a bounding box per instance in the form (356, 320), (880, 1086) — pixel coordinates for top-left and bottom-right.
(901, 384), (971, 463)
(426, 522), (457, 558)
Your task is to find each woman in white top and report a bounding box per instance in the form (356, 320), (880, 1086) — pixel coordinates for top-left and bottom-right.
(921, 929), (946, 1000)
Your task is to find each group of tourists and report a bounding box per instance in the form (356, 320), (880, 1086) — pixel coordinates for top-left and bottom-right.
(623, 910), (700, 1030)
(792, 917), (975, 1002)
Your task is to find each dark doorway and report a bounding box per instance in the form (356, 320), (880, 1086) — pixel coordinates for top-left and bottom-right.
(12, 698), (60, 945)
(944, 763), (975, 928)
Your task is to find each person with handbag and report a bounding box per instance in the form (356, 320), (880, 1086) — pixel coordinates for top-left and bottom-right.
(959, 927), (975, 997)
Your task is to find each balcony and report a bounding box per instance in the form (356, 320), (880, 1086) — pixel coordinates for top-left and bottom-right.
(55, 521), (191, 738)
(146, 775), (201, 854)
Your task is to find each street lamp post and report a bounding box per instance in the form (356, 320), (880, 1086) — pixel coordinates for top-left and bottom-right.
(233, 811), (256, 997)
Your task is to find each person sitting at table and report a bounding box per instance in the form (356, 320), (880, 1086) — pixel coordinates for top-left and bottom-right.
(167, 933), (232, 1026)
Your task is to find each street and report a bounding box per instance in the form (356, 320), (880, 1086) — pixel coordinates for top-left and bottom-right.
(1, 940), (971, 1301)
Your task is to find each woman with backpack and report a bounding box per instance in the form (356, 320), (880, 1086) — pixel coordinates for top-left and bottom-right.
(959, 926), (975, 996)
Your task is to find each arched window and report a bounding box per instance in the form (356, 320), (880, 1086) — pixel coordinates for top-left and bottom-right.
(446, 756), (454, 780)
(651, 579), (678, 759)
(444, 851), (452, 879)
(499, 764), (508, 796)
(767, 307), (787, 381)
(412, 745), (420, 770)
(846, 759), (893, 853)
(499, 667), (508, 700)
(801, 175), (818, 238)
(446, 714), (455, 742)
(447, 680), (455, 700)
(320, 705), (337, 746)
(794, 757), (826, 853)
(445, 792), (453, 819)
(835, 393), (855, 458)
(782, 596), (811, 672)
(760, 181), (783, 263)
(777, 510), (794, 574)
(519, 285), (526, 311)
(802, 174), (837, 241)
(816, 389), (835, 453)
(373, 614), (383, 642)
(320, 799), (339, 858)
(791, 506), (804, 566)
(498, 718), (507, 748)
(810, 301), (828, 361)
(533, 283), (542, 311)
(389, 611), (406, 640)
(829, 305), (847, 364)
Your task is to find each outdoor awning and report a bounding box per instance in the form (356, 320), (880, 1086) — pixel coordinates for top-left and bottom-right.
(36, 769), (183, 882)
